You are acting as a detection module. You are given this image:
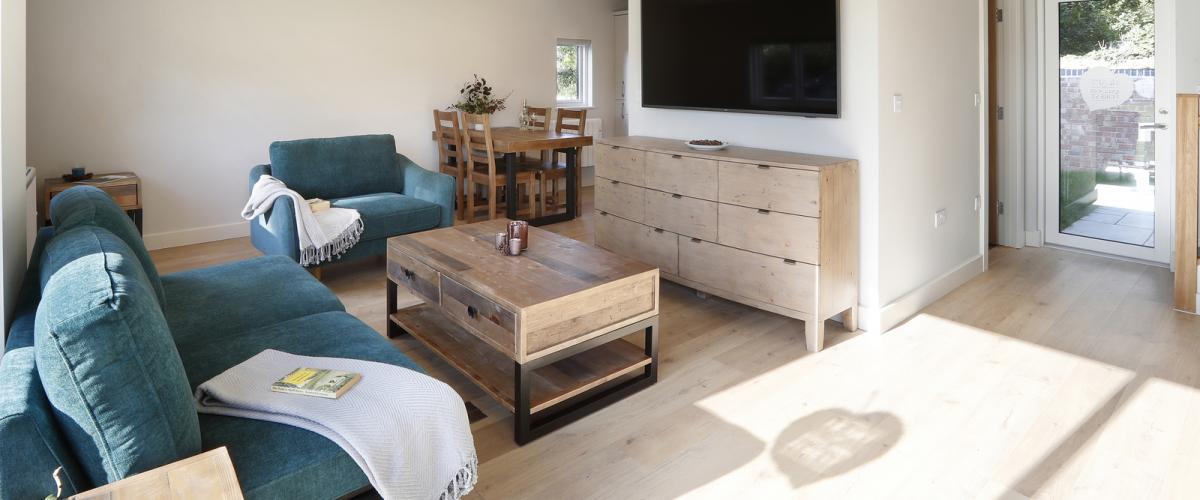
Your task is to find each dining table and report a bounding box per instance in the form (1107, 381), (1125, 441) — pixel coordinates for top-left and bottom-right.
(433, 127), (593, 226)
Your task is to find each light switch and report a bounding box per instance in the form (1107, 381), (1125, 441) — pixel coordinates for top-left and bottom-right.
(893, 94), (903, 113)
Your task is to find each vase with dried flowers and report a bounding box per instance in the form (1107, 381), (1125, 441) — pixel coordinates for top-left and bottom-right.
(451, 74), (511, 115)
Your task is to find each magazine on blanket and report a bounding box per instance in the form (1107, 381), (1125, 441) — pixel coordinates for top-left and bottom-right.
(270, 367), (361, 399)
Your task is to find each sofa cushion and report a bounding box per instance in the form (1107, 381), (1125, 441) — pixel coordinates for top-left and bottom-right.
(268, 134), (404, 200)
(331, 192), (442, 242)
(161, 255), (345, 347)
(35, 226), (200, 486)
(179, 311), (423, 499)
(49, 186), (166, 307)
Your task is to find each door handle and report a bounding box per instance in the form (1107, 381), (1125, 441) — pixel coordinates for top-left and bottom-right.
(1140, 123), (1168, 130)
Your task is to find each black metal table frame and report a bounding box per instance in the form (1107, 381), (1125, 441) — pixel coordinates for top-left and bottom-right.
(504, 147), (578, 227)
(386, 278), (658, 445)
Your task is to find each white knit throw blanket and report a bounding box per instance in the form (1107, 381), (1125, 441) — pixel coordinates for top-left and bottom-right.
(195, 349), (478, 500)
(242, 175), (364, 266)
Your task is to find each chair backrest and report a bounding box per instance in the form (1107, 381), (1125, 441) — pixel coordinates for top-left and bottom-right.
(525, 106), (551, 131)
(460, 112), (497, 179)
(433, 110), (463, 174)
(556, 108), (587, 135)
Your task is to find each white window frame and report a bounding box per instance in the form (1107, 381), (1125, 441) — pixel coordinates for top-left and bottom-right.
(556, 38), (592, 108)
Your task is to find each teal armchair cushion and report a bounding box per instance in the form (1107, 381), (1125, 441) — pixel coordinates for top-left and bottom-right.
(268, 134), (403, 200)
(330, 193), (442, 242)
(50, 186), (166, 307)
(35, 226), (200, 486)
(399, 153), (456, 229)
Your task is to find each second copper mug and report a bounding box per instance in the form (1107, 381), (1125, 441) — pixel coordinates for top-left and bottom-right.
(508, 221), (529, 250)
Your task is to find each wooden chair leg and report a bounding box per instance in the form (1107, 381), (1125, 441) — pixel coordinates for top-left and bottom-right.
(487, 179), (497, 221)
(466, 178), (477, 223)
(538, 174), (547, 218)
(456, 176), (466, 221)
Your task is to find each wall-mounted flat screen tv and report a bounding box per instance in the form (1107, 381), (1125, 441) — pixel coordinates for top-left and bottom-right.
(642, 0), (840, 117)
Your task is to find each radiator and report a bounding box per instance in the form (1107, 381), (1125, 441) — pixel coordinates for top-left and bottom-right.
(25, 167), (37, 262)
(583, 118), (603, 167)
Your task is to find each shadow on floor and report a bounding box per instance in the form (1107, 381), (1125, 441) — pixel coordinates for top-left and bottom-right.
(772, 409), (904, 489)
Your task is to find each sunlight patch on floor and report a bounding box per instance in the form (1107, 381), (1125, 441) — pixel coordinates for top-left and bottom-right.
(679, 314), (1141, 499)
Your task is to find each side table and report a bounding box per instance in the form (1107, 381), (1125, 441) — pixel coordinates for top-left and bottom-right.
(44, 172), (142, 233)
(70, 447), (244, 500)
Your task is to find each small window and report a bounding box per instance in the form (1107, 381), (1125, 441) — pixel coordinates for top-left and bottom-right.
(556, 39), (592, 107)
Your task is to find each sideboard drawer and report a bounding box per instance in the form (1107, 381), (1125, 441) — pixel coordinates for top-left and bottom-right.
(441, 275), (517, 355)
(387, 248), (440, 305)
(679, 238), (815, 314)
(595, 211), (678, 275)
(718, 161), (820, 217)
(645, 152), (718, 200)
(595, 145), (645, 185)
(718, 204), (820, 264)
(595, 178), (645, 223)
(643, 190), (718, 242)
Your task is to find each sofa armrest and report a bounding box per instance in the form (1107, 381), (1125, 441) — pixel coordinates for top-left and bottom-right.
(248, 194), (302, 264)
(249, 164), (272, 193)
(398, 154), (456, 228)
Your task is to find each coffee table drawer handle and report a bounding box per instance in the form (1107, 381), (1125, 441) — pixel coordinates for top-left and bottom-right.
(401, 267), (415, 280)
(466, 305), (478, 319)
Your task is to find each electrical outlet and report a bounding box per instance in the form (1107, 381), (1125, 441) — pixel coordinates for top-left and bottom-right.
(934, 209), (947, 228)
(974, 196), (981, 212)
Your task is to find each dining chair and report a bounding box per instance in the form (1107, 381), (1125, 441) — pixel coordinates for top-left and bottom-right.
(461, 112), (537, 222)
(433, 109), (467, 220)
(536, 108), (588, 215)
(519, 105), (553, 168)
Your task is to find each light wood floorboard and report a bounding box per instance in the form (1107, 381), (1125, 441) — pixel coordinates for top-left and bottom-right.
(152, 187), (1200, 499)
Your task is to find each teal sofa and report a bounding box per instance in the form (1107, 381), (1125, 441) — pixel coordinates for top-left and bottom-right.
(0, 186), (426, 499)
(249, 134), (455, 267)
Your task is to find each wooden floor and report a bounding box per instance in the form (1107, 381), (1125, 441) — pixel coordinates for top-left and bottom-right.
(152, 187), (1200, 499)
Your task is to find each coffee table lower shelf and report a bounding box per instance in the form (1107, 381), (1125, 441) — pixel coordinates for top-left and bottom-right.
(389, 304), (659, 443)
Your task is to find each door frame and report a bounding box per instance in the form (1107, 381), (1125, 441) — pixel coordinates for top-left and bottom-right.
(1037, 0), (1177, 264)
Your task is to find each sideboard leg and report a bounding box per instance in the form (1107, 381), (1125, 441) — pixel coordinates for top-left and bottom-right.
(842, 305), (858, 332)
(805, 319), (825, 352)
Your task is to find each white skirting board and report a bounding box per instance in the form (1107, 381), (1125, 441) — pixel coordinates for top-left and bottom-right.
(143, 220), (248, 251)
(857, 255), (986, 334)
(1025, 230), (1043, 247)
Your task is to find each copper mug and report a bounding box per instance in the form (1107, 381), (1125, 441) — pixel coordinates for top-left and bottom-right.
(507, 221), (529, 250)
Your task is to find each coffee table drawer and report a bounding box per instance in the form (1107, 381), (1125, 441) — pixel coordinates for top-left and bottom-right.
(441, 275), (517, 355)
(387, 248), (440, 305)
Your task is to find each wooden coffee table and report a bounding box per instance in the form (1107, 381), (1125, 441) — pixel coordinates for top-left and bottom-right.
(386, 219), (659, 444)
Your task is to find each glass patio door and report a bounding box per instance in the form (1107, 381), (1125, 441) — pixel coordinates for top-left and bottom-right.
(1043, 0), (1174, 262)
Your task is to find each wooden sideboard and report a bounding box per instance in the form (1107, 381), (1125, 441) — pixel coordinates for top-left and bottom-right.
(593, 136), (858, 351)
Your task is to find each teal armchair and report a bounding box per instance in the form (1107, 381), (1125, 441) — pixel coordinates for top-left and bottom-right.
(248, 134), (455, 267)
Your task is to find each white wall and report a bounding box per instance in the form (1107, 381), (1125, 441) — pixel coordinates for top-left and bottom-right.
(1, 0), (27, 335)
(626, 0), (884, 325)
(28, 0), (616, 249)
(876, 0), (984, 307)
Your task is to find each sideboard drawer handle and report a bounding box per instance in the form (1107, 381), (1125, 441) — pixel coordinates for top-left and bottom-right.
(757, 164), (771, 170)
(654, 228), (665, 233)
(610, 180), (619, 185)
(671, 154), (683, 159)
(783, 259), (797, 265)
(671, 194), (683, 199)
(757, 209), (770, 215)
(610, 145), (620, 150)
(690, 238), (702, 243)
(466, 305), (478, 319)
(599, 210), (608, 216)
